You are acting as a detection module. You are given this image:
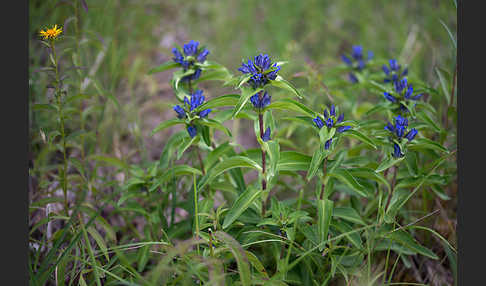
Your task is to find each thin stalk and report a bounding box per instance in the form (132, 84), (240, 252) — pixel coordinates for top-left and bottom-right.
(319, 157), (328, 200)
(196, 148), (205, 175)
(258, 111), (267, 216)
(384, 166), (399, 213)
(443, 64), (457, 131)
(193, 174), (200, 256)
(283, 188), (304, 279)
(52, 42), (69, 216)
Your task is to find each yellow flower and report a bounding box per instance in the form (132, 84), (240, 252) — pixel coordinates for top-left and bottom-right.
(39, 24), (63, 40)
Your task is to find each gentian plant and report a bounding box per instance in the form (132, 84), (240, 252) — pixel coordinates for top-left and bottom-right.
(341, 45), (374, 83)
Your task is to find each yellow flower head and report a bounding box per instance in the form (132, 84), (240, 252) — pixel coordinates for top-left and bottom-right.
(39, 24), (63, 40)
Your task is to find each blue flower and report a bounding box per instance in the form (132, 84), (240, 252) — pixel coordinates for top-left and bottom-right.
(325, 138), (332, 150)
(384, 78), (422, 111)
(337, 126), (351, 133)
(326, 117), (334, 129)
(183, 40), (199, 56)
(349, 73), (359, 83)
(337, 113), (344, 123)
(385, 115), (411, 140)
(392, 143), (403, 158)
(173, 105), (186, 119)
(383, 59), (408, 84)
(171, 40), (210, 82)
(187, 125), (197, 138)
(262, 127), (271, 142)
(179, 90), (212, 118)
(199, 109), (212, 118)
(341, 45), (373, 84)
(197, 49), (210, 62)
(313, 116), (325, 129)
(384, 92), (397, 103)
(250, 91), (271, 110)
(330, 104), (336, 117)
(315, 105), (351, 133)
(405, 128), (418, 141)
(238, 54), (281, 88)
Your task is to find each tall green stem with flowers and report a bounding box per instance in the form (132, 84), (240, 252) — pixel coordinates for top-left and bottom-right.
(40, 25), (70, 216)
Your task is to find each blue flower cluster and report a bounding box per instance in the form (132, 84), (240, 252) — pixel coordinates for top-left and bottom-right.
(384, 115), (418, 158)
(383, 77), (423, 112)
(313, 105), (351, 149)
(341, 45), (374, 83)
(382, 59), (408, 84)
(250, 91), (271, 110)
(173, 90), (212, 138)
(172, 40), (210, 82)
(238, 54), (281, 88)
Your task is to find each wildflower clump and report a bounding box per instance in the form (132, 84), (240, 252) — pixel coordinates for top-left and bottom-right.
(313, 104), (352, 149)
(383, 77), (423, 113)
(238, 54), (281, 88)
(173, 90), (212, 138)
(172, 40), (210, 82)
(384, 115), (418, 158)
(382, 59), (408, 84)
(341, 45), (373, 83)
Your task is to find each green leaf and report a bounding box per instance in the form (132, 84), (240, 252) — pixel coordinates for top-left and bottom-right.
(404, 152), (419, 177)
(277, 151), (311, 172)
(232, 87), (262, 119)
(159, 131), (186, 169)
(375, 156), (404, 173)
(435, 67), (451, 105)
(417, 110), (442, 132)
(173, 69), (197, 91)
(307, 145), (330, 181)
(245, 251), (269, 279)
(331, 221), (363, 250)
(347, 167), (390, 191)
(87, 227), (109, 261)
(90, 155), (128, 170)
(149, 165), (202, 192)
(439, 19), (457, 50)
(148, 61), (180, 74)
(264, 140), (280, 179)
(270, 75), (303, 99)
(384, 229), (438, 260)
(222, 186), (262, 229)
(33, 103), (58, 112)
(213, 231), (251, 286)
(333, 207), (365, 225)
(327, 169), (367, 197)
(407, 138), (449, 154)
(341, 129), (377, 149)
(195, 94), (239, 111)
(198, 156), (261, 189)
(317, 199), (334, 251)
(176, 135), (198, 160)
(198, 118), (232, 137)
(265, 98), (316, 117)
(151, 119), (185, 136)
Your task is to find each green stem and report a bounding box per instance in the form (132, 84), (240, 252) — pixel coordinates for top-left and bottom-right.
(283, 188), (304, 279)
(193, 174), (200, 256)
(52, 42), (69, 216)
(258, 111), (267, 216)
(319, 157), (328, 200)
(384, 166), (399, 214)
